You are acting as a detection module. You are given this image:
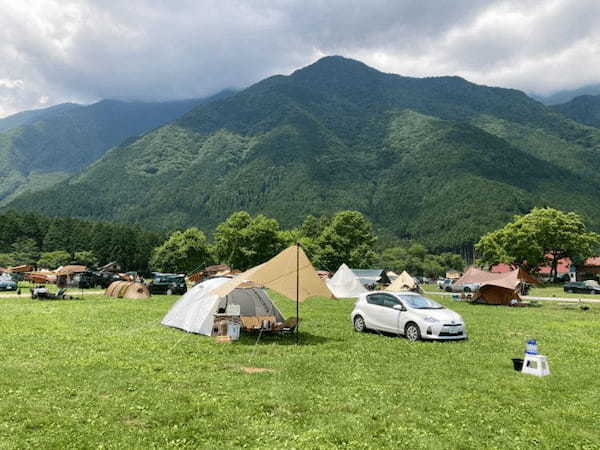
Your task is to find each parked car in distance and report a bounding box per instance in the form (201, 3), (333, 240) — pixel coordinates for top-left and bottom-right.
(351, 291), (467, 341)
(147, 273), (187, 295)
(451, 282), (480, 293)
(563, 280), (600, 294)
(0, 274), (17, 291)
(437, 279), (453, 291)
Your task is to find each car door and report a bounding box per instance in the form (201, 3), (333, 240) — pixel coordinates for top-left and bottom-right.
(364, 294), (390, 331)
(379, 294), (404, 333)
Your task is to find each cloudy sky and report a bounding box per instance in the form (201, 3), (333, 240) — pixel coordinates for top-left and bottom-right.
(1, 0), (599, 117)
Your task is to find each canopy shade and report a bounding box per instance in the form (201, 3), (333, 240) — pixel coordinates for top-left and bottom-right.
(211, 245), (332, 301)
(456, 267), (538, 291)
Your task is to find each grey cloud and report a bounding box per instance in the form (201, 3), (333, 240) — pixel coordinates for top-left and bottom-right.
(0, 0), (598, 116)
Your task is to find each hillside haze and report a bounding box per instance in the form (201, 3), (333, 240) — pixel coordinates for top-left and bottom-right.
(7, 56), (600, 250)
(0, 92), (233, 204)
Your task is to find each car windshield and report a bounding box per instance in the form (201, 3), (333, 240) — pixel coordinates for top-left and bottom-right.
(398, 295), (444, 309)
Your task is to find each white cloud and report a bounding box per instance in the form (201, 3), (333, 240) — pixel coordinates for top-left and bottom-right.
(0, 0), (599, 117)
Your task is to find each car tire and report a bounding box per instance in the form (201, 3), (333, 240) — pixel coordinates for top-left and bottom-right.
(464, 287), (471, 293)
(567, 289), (574, 293)
(405, 322), (421, 342)
(166, 288), (173, 295)
(353, 315), (366, 333)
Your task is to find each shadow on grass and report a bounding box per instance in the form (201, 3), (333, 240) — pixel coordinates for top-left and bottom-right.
(237, 331), (334, 346)
(363, 329), (467, 343)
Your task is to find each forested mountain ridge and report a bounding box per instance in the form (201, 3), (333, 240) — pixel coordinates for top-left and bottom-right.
(0, 103), (81, 133)
(0, 91), (233, 204)
(7, 56), (600, 251)
(551, 94), (600, 128)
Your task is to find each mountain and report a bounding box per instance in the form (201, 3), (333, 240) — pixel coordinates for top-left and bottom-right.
(7, 56), (600, 250)
(0, 103), (81, 133)
(531, 83), (600, 105)
(551, 95), (600, 128)
(0, 91), (233, 204)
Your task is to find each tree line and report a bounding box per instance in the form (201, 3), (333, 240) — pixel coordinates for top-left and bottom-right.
(0, 209), (467, 276)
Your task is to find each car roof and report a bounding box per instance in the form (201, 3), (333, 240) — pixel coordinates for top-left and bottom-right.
(364, 290), (421, 296)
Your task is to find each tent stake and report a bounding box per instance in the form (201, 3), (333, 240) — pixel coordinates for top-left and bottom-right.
(296, 242), (300, 345)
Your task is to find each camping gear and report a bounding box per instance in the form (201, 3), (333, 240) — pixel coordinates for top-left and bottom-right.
(526, 339), (538, 355)
(385, 270), (419, 292)
(105, 281), (151, 299)
(522, 354), (550, 377)
(326, 263), (368, 298)
(161, 277), (286, 336)
(211, 245), (331, 344)
(455, 267), (538, 306)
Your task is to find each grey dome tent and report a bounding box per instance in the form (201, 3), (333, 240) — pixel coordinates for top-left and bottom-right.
(161, 277), (284, 336)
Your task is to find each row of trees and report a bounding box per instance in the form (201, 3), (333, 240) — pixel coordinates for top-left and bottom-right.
(0, 211), (163, 271)
(1, 209), (467, 276)
(476, 208), (599, 280)
(150, 210), (380, 273)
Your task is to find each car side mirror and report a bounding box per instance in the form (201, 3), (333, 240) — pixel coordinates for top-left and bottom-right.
(393, 304), (405, 311)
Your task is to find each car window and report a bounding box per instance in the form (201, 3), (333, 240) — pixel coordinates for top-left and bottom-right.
(366, 294), (384, 306)
(380, 294), (401, 308)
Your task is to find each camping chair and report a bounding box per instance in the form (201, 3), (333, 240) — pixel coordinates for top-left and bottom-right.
(272, 317), (301, 334)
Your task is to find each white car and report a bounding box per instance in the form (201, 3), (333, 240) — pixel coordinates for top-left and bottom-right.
(351, 291), (467, 341)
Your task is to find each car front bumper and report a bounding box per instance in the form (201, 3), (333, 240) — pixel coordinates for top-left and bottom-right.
(422, 323), (467, 340)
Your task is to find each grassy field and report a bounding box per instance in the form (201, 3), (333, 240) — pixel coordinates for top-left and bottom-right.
(1, 292), (599, 449)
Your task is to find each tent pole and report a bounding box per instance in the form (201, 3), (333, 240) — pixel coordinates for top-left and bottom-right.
(296, 242), (300, 345)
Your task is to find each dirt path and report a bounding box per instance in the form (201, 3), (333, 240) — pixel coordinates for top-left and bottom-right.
(0, 290), (105, 299)
(424, 290), (600, 304)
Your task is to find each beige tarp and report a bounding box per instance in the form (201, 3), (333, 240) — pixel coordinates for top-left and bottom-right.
(386, 270), (418, 291)
(456, 267), (538, 291)
(211, 245), (332, 301)
(105, 281), (150, 299)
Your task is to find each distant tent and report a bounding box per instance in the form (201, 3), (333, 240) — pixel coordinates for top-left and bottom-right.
(386, 271), (419, 292)
(161, 277), (285, 335)
(326, 263), (368, 298)
(455, 267), (538, 305)
(349, 269), (391, 288)
(105, 281), (150, 299)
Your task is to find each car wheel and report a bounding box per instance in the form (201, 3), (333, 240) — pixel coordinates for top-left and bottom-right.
(464, 287), (471, 293)
(353, 315), (366, 333)
(166, 288), (173, 295)
(567, 289), (574, 293)
(405, 322), (421, 342)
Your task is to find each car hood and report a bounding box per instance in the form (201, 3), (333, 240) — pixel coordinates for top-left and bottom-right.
(412, 308), (463, 323)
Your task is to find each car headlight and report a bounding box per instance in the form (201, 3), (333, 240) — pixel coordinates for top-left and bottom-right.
(423, 316), (439, 323)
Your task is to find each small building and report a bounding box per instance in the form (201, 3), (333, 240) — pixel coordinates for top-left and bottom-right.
(574, 257), (600, 282)
(349, 269), (391, 289)
(445, 269), (462, 280)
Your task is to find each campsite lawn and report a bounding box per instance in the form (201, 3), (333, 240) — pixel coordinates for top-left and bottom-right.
(1, 293), (599, 449)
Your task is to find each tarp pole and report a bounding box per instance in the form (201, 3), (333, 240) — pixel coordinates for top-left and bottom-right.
(296, 242), (300, 345)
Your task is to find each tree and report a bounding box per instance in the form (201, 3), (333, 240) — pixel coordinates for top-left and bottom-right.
(214, 212), (285, 270)
(316, 211), (377, 270)
(150, 227), (212, 274)
(11, 238), (40, 266)
(38, 250), (71, 269)
(476, 207), (600, 280)
(74, 251), (97, 267)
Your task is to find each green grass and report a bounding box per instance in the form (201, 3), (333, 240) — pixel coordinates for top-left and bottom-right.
(1, 292), (599, 448)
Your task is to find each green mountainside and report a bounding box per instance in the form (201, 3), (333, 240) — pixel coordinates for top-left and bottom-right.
(0, 92), (233, 204)
(8, 56), (600, 250)
(551, 94), (600, 128)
